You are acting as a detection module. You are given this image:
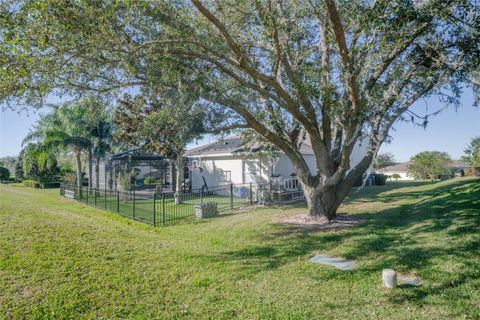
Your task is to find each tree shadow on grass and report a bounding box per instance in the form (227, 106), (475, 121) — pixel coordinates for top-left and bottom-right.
(195, 179), (480, 306)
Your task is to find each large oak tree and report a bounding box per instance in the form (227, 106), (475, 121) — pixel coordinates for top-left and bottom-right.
(1, 0), (478, 220)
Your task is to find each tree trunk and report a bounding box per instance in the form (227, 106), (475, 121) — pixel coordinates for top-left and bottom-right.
(75, 149), (82, 188)
(299, 155), (371, 221)
(88, 149), (93, 188)
(174, 156), (184, 205)
(95, 158), (100, 189)
(302, 185), (340, 221)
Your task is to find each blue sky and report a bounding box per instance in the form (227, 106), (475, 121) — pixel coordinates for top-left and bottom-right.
(1, 88), (479, 162)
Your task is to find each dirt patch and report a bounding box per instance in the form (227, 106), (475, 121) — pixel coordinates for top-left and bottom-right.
(273, 213), (364, 231)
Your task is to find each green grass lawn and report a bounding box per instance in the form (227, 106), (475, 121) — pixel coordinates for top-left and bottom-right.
(79, 190), (250, 225)
(1, 177), (479, 319)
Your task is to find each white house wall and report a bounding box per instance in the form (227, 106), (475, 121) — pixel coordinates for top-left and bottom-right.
(271, 154), (317, 177)
(190, 153), (319, 189)
(189, 140), (370, 189)
(190, 156), (243, 189)
(349, 138), (369, 171)
(384, 171), (413, 180)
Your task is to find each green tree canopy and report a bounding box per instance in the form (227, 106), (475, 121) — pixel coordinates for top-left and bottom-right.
(462, 136), (480, 167)
(1, 0), (478, 219)
(0, 156), (17, 174)
(373, 153), (396, 169)
(408, 151), (452, 180)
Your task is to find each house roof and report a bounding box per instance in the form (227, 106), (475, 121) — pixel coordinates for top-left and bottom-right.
(185, 136), (314, 157)
(109, 148), (166, 161)
(377, 162), (410, 173)
(451, 160), (470, 168)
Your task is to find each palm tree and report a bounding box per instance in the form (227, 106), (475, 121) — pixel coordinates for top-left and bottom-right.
(23, 103), (92, 188)
(80, 97), (116, 188)
(91, 119), (115, 188)
(42, 129), (91, 188)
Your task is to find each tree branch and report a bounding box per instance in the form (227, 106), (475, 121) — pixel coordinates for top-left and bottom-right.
(190, 0), (243, 62)
(324, 0), (360, 113)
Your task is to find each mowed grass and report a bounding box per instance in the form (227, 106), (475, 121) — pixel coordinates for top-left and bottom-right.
(81, 190), (250, 225)
(1, 177), (479, 319)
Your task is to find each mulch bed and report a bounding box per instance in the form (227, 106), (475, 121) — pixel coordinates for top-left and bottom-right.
(273, 213), (364, 231)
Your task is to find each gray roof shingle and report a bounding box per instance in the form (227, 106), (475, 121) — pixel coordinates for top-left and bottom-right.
(185, 136), (314, 156)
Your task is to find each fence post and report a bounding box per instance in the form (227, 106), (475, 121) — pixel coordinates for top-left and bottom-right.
(200, 189), (203, 204)
(104, 187), (107, 209)
(162, 193), (166, 225)
(153, 193), (156, 227)
(250, 182), (253, 205)
(86, 187), (89, 204)
(133, 188), (136, 219)
(116, 190), (120, 213)
(94, 188), (97, 206)
(230, 183), (234, 209)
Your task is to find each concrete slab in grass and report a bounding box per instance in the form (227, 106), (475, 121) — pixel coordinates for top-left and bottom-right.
(398, 274), (422, 286)
(310, 255), (356, 270)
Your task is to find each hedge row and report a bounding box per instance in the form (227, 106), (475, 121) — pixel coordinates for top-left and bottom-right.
(22, 180), (61, 189)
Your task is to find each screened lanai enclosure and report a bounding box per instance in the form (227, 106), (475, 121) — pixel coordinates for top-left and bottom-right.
(65, 147), (257, 226)
(91, 148), (176, 193)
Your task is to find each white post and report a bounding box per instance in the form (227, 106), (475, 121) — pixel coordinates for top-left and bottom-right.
(382, 269), (397, 289)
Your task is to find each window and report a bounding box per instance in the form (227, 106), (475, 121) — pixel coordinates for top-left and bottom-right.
(284, 178), (299, 190)
(222, 171), (231, 182)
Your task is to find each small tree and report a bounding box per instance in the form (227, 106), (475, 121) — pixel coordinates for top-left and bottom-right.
(0, 156), (17, 174)
(115, 86), (210, 204)
(14, 157), (24, 181)
(408, 151), (452, 181)
(373, 153), (396, 170)
(462, 136), (480, 167)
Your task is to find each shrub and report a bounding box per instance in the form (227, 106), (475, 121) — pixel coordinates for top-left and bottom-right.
(375, 173), (388, 185)
(23, 179), (39, 188)
(464, 167), (480, 177)
(62, 172), (77, 185)
(0, 166), (10, 181)
(41, 182), (61, 188)
(144, 177), (155, 185)
(388, 173), (402, 181)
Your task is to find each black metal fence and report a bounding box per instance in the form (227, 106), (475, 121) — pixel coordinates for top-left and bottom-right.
(60, 183), (259, 226)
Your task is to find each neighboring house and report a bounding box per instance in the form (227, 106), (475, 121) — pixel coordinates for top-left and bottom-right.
(377, 162), (413, 180)
(451, 160), (470, 176)
(378, 160), (471, 180)
(185, 136), (369, 191)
